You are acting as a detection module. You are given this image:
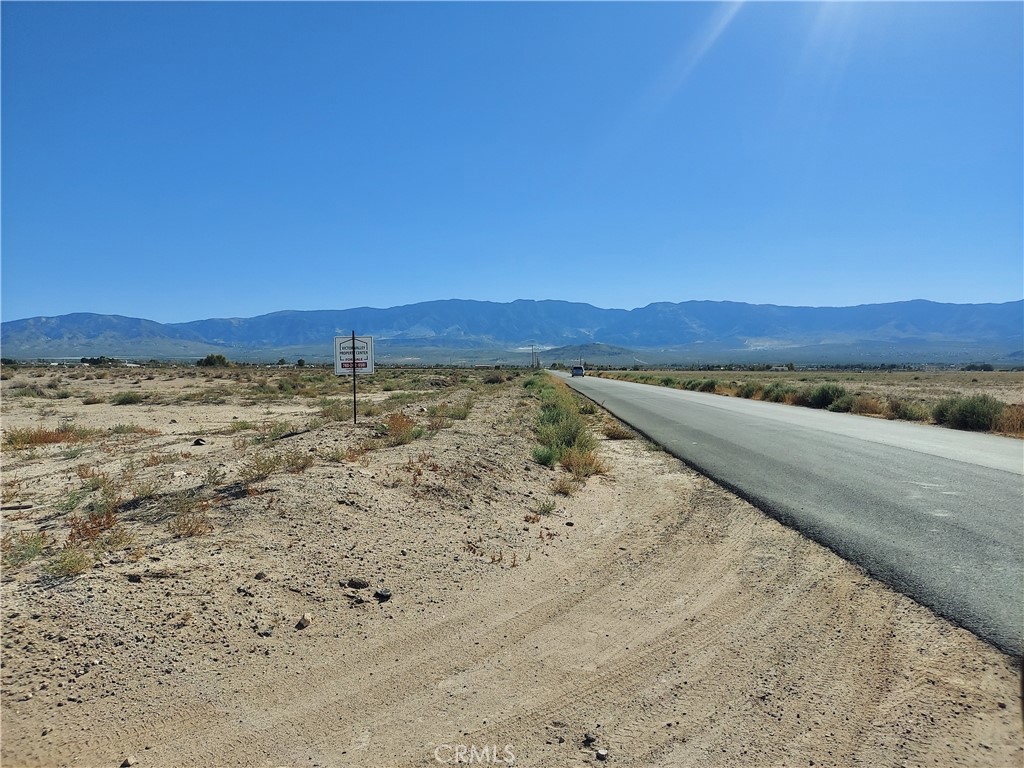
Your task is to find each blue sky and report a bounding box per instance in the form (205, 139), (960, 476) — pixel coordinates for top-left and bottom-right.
(2, 2), (1021, 324)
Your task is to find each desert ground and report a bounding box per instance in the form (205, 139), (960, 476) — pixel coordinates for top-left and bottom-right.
(1, 365), (1021, 767)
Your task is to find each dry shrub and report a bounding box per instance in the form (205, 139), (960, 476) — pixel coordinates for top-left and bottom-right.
(167, 511), (213, 537)
(533, 499), (557, 515)
(428, 414), (451, 431)
(851, 396), (884, 415)
(283, 447), (315, 474)
(76, 464), (99, 480)
(383, 412), (423, 446)
(111, 391), (146, 405)
(143, 452), (178, 467)
(46, 545), (93, 577)
(560, 446), (608, 481)
(319, 399), (351, 421)
(111, 423), (160, 435)
(602, 422), (634, 440)
(782, 391), (804, 406)
(886, 397), (930, 422)
(96, 525), (136, 552)
(343, 445), (367, 462)
(551, 475), (578, 496)
(239, 452), (282, 484)
(4, 423), (95, 449)
(994, 404), (1024, 435)
(67, 508), (117, 546)
(131, 479), (160, 502)
(2, 476), (23, 504)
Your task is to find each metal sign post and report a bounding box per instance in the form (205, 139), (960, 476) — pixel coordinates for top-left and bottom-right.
(334, 334), (375, 425)
(351, 331), (357, 424)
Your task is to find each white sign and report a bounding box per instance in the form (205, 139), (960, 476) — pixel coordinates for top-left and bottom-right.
(334, 336), (375, 375)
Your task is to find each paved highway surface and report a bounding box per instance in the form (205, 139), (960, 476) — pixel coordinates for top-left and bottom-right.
(561, 373), (1024, 657)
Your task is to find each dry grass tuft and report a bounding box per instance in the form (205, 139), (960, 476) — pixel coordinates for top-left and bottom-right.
(167, 511), (213, 537)
(994, 403), (1024, 436)
(560, 446), (608, 481)
(851, 396), (885, 415)
(45, 545), (93, 577)
(551, 475), (578, 496)
(602, 422), (634, 440)
(282, 448), (315, 474)
(428, 414), (451, 431)
(2, 476), (24, 504)
(382, 412), (424, 446)
(96, 525), (136, 552)
(238, 452), (282, 485)
(4, 423), (98, 449)
(886, 397), (930, 422)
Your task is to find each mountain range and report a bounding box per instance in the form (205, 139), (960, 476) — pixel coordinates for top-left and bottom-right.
(2, 299), (1021, 365)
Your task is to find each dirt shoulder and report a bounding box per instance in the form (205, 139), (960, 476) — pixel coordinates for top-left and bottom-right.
(1, 369), (1020, 767)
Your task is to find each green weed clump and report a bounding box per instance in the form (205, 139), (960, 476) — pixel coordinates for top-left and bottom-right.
(532, 445), (559, 466)
(239, 452), (282, 485)
(761, 382), (797, 403)
(827, 393), (855, 413)
(807, 384), (849, 410)
(444, 398), (473, 420)
(46, 545), (93, 577)
(111, 423), (158, 435)
(318, 398), (352, 422)
(2, 531), (50, 568)
(685, 378), (718, 393)
(932, 394), (1005, 431)
(111, 391), (146, 405)
(737, 381), (763, 399)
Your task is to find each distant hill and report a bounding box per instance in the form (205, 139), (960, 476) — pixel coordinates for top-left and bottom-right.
(544, 343), (640, 366)
(2, 299), (1021, 364)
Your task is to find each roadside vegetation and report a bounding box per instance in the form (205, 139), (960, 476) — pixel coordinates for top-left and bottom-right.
(525, 373), (607, 489)
(595, 370), (1023, 436)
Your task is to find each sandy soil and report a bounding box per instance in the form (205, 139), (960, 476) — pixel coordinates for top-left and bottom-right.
(1, 368), (1020, 767)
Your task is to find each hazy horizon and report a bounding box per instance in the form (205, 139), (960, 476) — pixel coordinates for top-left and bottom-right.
(2, 3), (1021, 324)
(5, 295), (1024, 327)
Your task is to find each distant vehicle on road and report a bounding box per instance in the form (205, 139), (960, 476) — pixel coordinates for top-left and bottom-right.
(571, 365), (586, 377)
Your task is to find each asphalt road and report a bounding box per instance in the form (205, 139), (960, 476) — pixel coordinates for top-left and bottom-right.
(560, 373), (1024, 657)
